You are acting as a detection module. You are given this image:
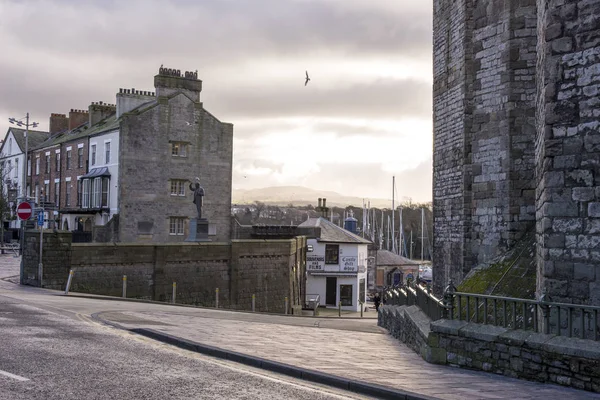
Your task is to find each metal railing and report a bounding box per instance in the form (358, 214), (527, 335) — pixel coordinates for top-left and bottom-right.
(383, 281), (445, 321)
(383, 281), (600, 342)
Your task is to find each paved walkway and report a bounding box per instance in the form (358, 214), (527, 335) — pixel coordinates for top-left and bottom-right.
(2, 254), (599, 399)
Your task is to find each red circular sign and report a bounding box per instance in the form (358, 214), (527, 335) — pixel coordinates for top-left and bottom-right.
(17, 202), (33, 220)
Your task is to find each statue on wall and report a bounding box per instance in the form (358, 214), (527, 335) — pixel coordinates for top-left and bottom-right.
(189, 178), (205, 219)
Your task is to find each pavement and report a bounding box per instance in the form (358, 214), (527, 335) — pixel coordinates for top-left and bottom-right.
(2, 254), (600, 400)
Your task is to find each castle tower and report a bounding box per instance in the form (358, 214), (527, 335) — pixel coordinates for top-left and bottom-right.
(432, 0), (538, 294)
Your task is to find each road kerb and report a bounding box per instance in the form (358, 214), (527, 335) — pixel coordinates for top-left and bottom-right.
(129, 328), (440, 400)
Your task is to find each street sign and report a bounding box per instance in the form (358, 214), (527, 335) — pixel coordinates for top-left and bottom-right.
(16, 202), (33, 220)
(37, 211), (44, 227)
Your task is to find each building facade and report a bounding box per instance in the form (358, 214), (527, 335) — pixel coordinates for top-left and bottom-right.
(300, 217), (370, 312)
(24, 66), (233, 243)
(433, 1), (600, 306)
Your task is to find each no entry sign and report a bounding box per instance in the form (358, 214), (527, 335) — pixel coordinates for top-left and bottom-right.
(16, 202), (33, 220)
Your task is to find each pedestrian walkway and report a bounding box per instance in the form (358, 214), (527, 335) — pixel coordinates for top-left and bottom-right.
(95, 308), (600, 400)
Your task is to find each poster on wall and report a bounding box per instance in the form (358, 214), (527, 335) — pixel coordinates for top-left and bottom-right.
(341, 256), (357, 272)
(307, 255), (324, 271)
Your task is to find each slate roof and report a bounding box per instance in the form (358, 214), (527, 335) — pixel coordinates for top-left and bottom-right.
(299, 217), (371, 244)
(8, 128), (50, 152)
(376, 250), (419, 267)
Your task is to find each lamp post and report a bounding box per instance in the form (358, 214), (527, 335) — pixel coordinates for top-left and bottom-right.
(9, 113), (38, 281)
(9, 113), (38, 200)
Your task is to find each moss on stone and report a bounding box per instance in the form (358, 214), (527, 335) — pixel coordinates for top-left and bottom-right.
(458, 232), (537, 300)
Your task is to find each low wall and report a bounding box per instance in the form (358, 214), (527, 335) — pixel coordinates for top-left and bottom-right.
(378, 304), (600, 393)
(23, 230), (306, 313)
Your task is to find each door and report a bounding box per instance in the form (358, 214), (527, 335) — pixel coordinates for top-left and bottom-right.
(326, 277), (337, 305)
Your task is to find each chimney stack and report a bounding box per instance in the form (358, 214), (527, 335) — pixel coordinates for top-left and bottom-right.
(49, 113), (68, 134)
(155, 65), (202, 101)
(89, 101), (116, 126)
(68, 109), (89, 130)
(318, 198), (322, 208)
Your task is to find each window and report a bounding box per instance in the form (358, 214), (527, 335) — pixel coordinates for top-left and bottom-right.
(65, 186), (71, 206)
(45, 155), (50, 173)
(92, 178), (102, 208)
(169, 217), (185, 235)
(35, 157), (40, 175)
(14, 159), (18, 179)
(35, 185), (39, 203)
(105, 142), (111, 164)
(325, 244), (339, 265)
(171, 142), (188, 157)
(44, 183), (49, 203)
(27, 158), (31, 176)
(170, 180), (186, 196)
(82, 179), (90, 208)
(340, 284), (353, 306)
(66, 150), (72, 169)
(101, 177), (109, 207)
(55, 153), (60, 172)
(54, 182), (59, 206)
(7, 160), (11, 177)
(91, 144), (96, 166)
(78, 148), (84, 168)
(8, 139), (11, 154)
(77, 180), (82, 206)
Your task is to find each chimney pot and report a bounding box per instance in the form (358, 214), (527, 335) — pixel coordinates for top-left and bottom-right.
(323, 198), (327, 208)
(318, 198), (322, 208)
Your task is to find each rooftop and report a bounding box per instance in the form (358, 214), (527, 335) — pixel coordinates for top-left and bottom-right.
(299, 217), (371, 244)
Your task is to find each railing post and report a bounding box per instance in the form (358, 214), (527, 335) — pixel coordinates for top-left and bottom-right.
(443, 279), (456, 320)
(285, 296), (289, 315)
(215, 288), (219, 308)
(539, 290), (550, 334)
(252, 294), (256, 312)
(172, 282), (177, 304)
(64, 270), (74, 295)
(338, 301), (342, 317)
(122, 275), (127, 298)
(360, 301), (364, 318)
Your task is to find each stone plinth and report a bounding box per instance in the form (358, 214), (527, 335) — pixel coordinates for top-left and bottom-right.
(186, 218), (210, 242)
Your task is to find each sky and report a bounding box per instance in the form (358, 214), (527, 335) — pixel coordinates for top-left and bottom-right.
(0, 0), (433, 202)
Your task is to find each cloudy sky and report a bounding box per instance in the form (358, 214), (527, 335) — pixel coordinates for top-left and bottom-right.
(0, 0), (433, 202)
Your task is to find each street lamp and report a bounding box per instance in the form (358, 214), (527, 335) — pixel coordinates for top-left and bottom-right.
(9, 113), (38, 201)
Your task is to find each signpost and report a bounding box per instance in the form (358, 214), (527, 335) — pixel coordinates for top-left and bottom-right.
(37, 209), (44, 287)
(16, 202), (33, 220)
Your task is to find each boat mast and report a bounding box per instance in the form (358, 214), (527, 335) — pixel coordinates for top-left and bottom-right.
(421, 207), (425, 261)
(392, 176), (396, 254)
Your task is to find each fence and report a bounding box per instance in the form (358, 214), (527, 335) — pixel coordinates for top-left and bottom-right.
(383, 281), (600, 342)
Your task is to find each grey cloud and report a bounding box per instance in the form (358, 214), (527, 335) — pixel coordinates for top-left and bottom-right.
(208, 78), (432, 121)
(1, 0), (432, 63)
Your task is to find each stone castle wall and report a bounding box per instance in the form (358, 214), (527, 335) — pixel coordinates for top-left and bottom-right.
(22, 230), (306, 313)
(433, 0), (600, 305)
(536, 0), (600, 304)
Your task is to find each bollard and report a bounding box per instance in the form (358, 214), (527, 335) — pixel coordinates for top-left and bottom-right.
(285, 297), (289, 315)
(122, 275), (127, 298)
(252, 294), (256, 312)
(215, 288), (219, 308)
(172, 282), (177, 304)
(360, 301), (364, 318)
(64, 270), (74, 295)
(338, 301), (341, 317)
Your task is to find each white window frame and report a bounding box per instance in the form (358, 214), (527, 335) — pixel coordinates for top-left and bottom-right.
(14, 158), (18, 179)
(170, 180), (185, 196)
(169, 217), (185, 235)
(82, 179), (90, 208)
(105, 141), (111, 164)
(91, 144), (97, 166)
(35, 157), (40, 175)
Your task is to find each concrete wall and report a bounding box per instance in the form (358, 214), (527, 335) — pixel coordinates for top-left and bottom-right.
(22, 230), (306, 313)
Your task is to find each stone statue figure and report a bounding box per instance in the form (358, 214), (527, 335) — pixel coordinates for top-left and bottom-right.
(189, 179), (205, 219)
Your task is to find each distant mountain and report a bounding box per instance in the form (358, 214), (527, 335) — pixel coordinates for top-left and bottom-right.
(232, 186), (399, 208)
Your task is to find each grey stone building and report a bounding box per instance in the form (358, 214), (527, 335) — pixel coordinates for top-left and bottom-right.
(433, 0), (600, 305)
(118, 67), (233, 243)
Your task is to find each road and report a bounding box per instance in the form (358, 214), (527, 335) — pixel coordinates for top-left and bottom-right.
(0, 257), (372, 400)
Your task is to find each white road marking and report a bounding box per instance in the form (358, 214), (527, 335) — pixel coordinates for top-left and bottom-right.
(0, 369), (29, 381)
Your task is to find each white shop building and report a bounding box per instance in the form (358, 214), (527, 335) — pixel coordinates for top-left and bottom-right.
(299, 217), (371, 312)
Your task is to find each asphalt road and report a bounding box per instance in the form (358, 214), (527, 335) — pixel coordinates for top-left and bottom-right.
(0, 295), (372, 400)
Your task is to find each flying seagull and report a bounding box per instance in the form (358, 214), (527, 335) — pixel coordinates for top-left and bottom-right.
(305, 70), (310, 86)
